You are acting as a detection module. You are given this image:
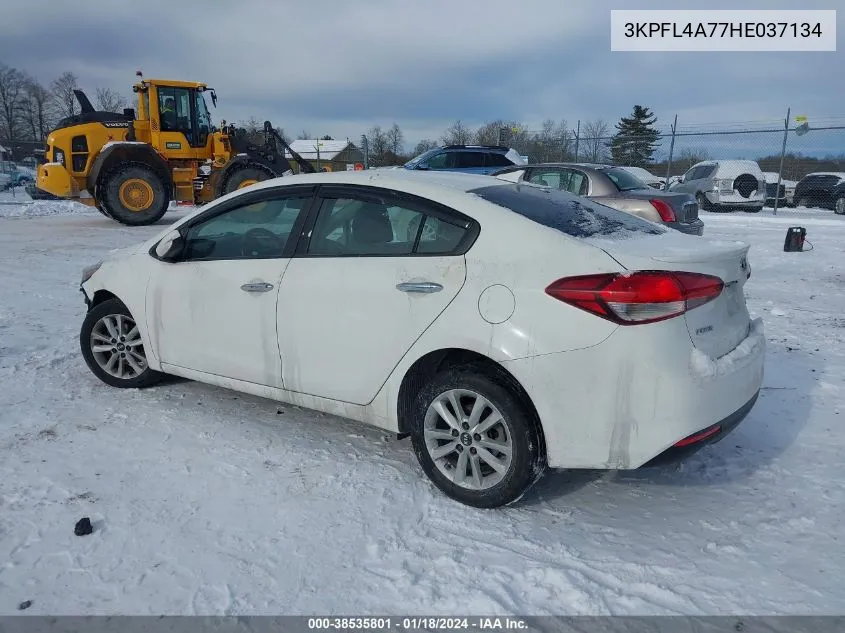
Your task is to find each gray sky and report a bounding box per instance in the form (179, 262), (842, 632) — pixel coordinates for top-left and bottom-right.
(1, 0), (841, 154)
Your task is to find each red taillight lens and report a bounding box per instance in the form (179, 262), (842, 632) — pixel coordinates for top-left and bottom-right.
(545, 271), (724, 325)
(649, 199), (676, 222)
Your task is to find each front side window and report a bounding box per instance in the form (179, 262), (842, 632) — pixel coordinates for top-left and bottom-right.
(194, 92), (212, 146)
(183, 194), (310, 261)
(425, 152), (452, 169)
(157, 87), (193, 140)
(307, 195), (470, 256)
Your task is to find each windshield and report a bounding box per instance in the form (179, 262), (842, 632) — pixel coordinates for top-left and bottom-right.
(604, 167), (650, 192)
(405, 148), (439, 168)
(195, 92), (213, 129)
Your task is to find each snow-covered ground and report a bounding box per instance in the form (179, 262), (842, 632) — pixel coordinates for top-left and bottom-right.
(1, 195), (844, 616)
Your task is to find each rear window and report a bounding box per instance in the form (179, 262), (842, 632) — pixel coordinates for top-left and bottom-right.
(469, 184), (665, 238)
(800, 175), (842, 187)
(604, 168), (650, 192)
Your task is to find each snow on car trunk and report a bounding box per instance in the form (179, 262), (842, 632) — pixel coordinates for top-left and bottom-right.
(588, 232), (753, 359)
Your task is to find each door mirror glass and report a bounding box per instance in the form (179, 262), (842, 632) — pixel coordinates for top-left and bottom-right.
(155, 230), (185, 262)
(417, 163), (430, 170)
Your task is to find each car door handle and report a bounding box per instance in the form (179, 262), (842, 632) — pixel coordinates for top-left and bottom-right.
(396, 282), (443, 294)
(240, 282), (274, 293)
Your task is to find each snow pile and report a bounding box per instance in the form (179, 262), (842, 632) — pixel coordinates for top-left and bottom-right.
(690, 317), (765, 380)
(0, 200), (96, 218)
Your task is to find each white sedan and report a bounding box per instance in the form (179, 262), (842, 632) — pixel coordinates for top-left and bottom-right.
(78, 170), (765, 507)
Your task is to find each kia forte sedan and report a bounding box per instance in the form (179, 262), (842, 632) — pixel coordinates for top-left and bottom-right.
(78, 170), (765, 507)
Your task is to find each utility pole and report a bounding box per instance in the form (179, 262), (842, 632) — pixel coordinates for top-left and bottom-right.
(773, 107), (790, 217)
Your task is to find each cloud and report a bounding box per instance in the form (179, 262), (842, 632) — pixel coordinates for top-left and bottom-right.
(0, 0), (840, 154)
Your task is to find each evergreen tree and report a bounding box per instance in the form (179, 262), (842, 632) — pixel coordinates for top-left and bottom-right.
(609, 105), (660, 166)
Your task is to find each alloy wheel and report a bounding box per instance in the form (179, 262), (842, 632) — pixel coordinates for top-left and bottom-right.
(423, 389), (513, 490)
(89, 314), (147, 379)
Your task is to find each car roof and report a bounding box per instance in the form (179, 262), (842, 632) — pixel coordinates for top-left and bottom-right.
(242, 168), (508, 195)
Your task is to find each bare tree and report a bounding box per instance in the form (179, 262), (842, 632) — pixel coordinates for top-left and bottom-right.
(441, 120), (471, 145)
(582, 119), (609, 163)
(676, 148), (711, 171)
(297, 130), (310, 140)
(0, 64), (25, 145)
(94, 87), (127, 113)
(413, 139), (438, 155)
(366, 125), (389, 166)
(473, 120), (504, 145)
(22, 75), (53, 141)
(386, 123), (404, 156)
(51, 71), (80, 119)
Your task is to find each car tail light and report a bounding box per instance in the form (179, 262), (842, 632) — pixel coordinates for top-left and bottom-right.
(649, 199), (676, 222)
(545, 271), (724, 325)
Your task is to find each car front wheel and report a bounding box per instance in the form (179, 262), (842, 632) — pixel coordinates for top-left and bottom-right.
(410, 366), (544, 508)
(80, 298), (163, 389)
(835, 196), (845, 215)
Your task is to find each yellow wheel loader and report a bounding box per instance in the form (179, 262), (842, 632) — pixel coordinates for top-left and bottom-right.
(35, 75), (316, 226)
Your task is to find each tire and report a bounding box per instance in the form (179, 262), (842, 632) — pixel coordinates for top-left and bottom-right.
(80, 298), (163, 389)
(222, 165), (275, 195)
(797, 197), (811, 209)
(695, 192), (711, 212)
(100, 163), (170, 226)
(409, 365), (544, 508)
(835, 196), (845, 216)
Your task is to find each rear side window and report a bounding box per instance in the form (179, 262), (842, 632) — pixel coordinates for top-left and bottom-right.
(486, 153), (515, 167)
(456, 152), (486, 168)
(604, 168), (648, 192)
(469, 184), (665, 238)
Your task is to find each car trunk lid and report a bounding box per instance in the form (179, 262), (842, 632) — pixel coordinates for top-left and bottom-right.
(586, 233), (752, 358)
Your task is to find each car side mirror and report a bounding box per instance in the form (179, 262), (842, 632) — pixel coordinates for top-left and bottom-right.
(417, 163), (430, 170)
(154, 230), (185, 262)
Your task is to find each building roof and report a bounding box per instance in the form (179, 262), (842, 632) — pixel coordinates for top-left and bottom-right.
(285, 139), (357, 161)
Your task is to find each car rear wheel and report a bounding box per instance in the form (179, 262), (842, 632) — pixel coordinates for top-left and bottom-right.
(835, 196), (845, 215)
(410, 365), (544, 508)
(80, 298), (163, 389)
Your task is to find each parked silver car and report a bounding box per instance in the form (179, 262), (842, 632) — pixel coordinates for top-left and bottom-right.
(492, 163), (703, 235)
(669, 160), (765, 213)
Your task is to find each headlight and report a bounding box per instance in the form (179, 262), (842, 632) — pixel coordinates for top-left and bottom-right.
(81, 261), (103, 284)
(54, 149), (65, 166)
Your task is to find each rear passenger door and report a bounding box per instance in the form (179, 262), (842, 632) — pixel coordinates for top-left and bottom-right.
(276, 185), (478, 405)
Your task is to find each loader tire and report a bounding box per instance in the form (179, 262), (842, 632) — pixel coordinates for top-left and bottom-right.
(101, 164), (170, 226)
(222, 165), (276, 195)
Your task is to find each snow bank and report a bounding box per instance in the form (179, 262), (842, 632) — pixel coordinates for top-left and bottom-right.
(690, 317), (765, 380)
(0, 200), (96, 218)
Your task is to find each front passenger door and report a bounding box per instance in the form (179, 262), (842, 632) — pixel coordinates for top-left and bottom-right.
(146, 187), (314, 386)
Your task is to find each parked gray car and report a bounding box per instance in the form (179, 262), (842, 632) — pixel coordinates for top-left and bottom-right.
(492, 163), (704, 235)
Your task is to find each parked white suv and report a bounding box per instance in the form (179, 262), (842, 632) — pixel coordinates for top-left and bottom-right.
(670, 160), (766, 213)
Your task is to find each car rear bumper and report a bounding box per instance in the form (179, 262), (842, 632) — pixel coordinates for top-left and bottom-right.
(503, 316), (765, 469)
(705, 192), (764, 207)
(641, 389), (758, 467)
(669, 218), (704, 236)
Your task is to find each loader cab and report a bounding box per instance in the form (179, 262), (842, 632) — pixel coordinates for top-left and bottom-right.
(154, 85), (213, 149)
(135, 80), (215, 157)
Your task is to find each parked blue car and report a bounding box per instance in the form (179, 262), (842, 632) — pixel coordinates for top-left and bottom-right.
(403, 145), (526, 175)
(0, 162), (35, 190)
